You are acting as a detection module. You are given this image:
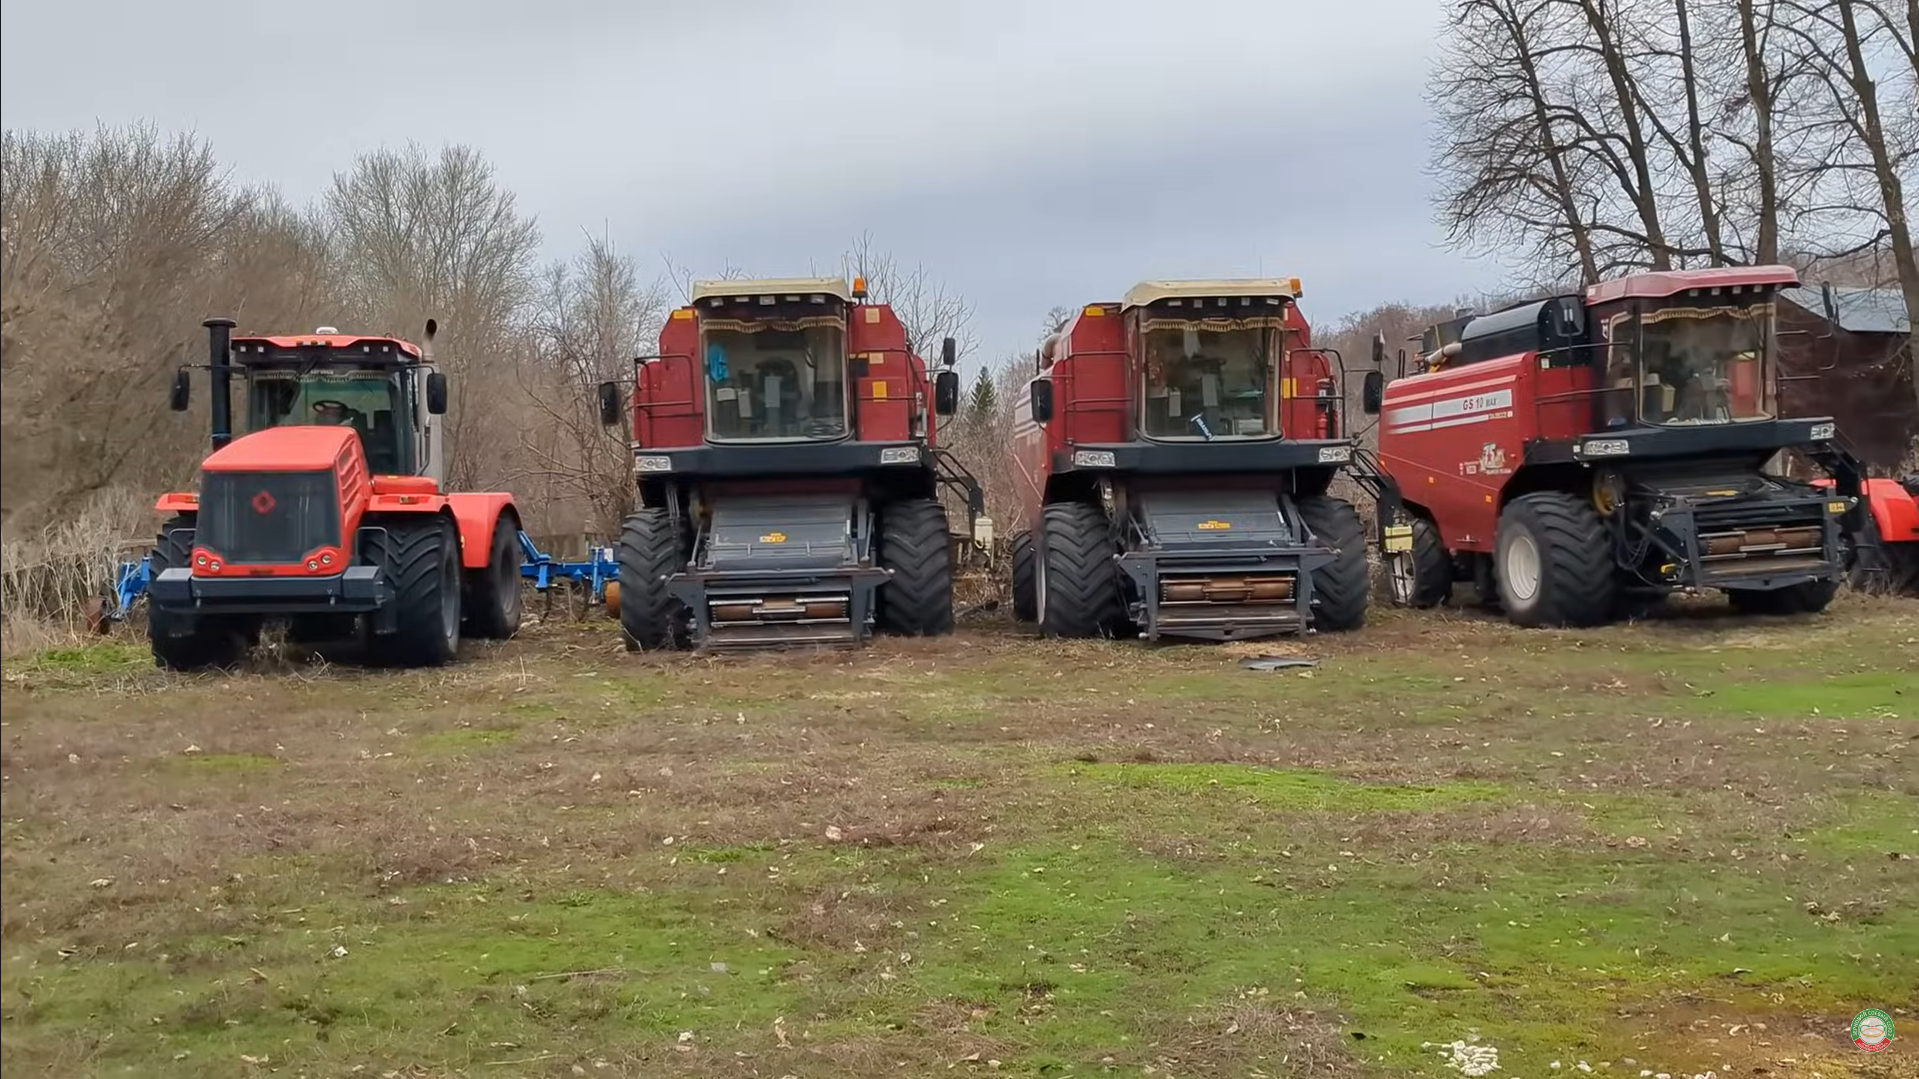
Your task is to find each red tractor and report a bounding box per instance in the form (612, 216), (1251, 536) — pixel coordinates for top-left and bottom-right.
(1007, 278), (1369, 641)
(148, 318), (524, 669)
(596, 275), (979, 650)
(1358, 265), (1880, 625)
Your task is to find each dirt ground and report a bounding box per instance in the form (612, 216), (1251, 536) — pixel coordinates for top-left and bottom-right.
(3, 596), (1916, 1078)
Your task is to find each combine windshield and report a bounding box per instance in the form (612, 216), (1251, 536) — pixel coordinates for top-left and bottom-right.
(701, 316), (848, 441)
(247, 369), (412, 474)
(1605, 301), (1775, 427)
(1137, 315), (1281, 439)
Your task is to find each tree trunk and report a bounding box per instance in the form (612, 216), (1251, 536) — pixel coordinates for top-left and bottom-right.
(1675, 0), (1728, 263)
(1738, 0), (1781, 264)
(1575, 0), (1672, 268)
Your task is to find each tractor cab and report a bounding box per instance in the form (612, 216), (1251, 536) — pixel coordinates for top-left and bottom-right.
(170, 320), (449, 483)
(1584, 273), (1779, 433)
(691, 278), (855, 443)
(1123, 281), (1299, 441)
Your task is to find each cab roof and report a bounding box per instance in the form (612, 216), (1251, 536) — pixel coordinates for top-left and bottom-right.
(690, 277), (852, 303)
(1585, 265), (1799, 304)
(1122, 278), (1302, 309)
(232, 332), (424, 359)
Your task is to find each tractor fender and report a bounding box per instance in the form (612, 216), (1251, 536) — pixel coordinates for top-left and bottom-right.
(1862, 477), (1919, 543)
(155, 491), (199, 514)
(443, 492), (521, 569)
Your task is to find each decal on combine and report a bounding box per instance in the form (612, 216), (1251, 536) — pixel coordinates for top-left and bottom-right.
(1386, 381), (1516, 434)
(1195, 519), (1232, 531)
(759, 531), (787, 544)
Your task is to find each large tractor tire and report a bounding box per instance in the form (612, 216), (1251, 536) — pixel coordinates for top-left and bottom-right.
(1384, 515), (1453, 609)
(1009, 530), (1037, 623)
(362, 515), (462, 667)
(1296, 495), (1369, 632)
(1494, 492), (1617, 628)
(1036, 502), (1126, 638)
(1726, 577), (1840, 616)
(148, 513), (253, 672)
(876, 498), (954, 636)
(463, 513), (524, 640)
(617, 508), (689, 652)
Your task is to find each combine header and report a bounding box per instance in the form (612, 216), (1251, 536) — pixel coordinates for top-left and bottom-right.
(143, 319), (525, 668)
(598, 275), (983, 650)
(1007, 278), (1369, 641)
(1359, 265), (1884, 625)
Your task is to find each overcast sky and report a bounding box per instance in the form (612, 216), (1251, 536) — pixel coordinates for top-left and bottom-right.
(1, 0), (1515, 363)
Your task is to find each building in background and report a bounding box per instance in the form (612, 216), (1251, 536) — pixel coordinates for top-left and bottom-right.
(1776, 285), (1914, 471)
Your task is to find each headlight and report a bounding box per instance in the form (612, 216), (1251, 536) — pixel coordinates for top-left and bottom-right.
(635, 455), (673, 473)
(1317, 445), (1353, 464)
(1073, 450), (1117, 468)
(1809, 422), (1836, 441)
(1578, 438), (1631, 458)
(879, 446), (920, 465)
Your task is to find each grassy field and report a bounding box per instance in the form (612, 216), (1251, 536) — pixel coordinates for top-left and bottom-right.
(3, 598), (1916, 1078)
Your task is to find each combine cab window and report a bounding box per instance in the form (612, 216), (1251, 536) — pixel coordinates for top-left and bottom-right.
(248, 370), (413, 474)
(1604, 301), (1774, 427)
(701, 319), (848, 442)
(1137, 319), (1279, 440)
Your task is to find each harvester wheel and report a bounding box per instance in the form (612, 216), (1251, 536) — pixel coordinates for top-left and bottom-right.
(1296, 495), (1369, 632)
(1010, 531), (1037, 623)
(464, 514), (523, 640)
(1494, 492), (1617, 628)
(147, 513), (251, 672)
(363, 515), (462, 667)
(617, 508), (689, 651)
(1036, 502), (1125, 638)
(1726, 577), (1840, 616)
(1385, 516), (1452, 609)
(876, 498), (954, 636)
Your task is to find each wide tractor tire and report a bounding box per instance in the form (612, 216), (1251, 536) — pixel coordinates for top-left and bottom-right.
(1036, 502), (1126, 639)
(876, 498), (955, 636)
(1296, 495), (1369, 632)
(363, 516), (462, 667)
(1494, 492), (1617, 628)
(617, 508), (689, 652)
(147, 513), (251, 672)
(1010, 530), (1037, 623)
(464, 514), (524, 640)
(1386, 515), (1453, 609)
(1726, 577), (1840, 616)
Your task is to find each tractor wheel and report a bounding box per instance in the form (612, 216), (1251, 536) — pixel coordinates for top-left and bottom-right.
(1010, 530), (1037, 623)
(463, 514), (524, 640)
(363, 515), (462, 667)
(876, 498), (954, 636)
(147, 513), (252, 672)
(617, 508), (690, 651)
(1385, 515), (1452, 609)
(1296, 495), (1369, 631)
(1726, 577), (1840, 616)
(1036, 502), (1126, 638)
(1494, 492), (1617, 628)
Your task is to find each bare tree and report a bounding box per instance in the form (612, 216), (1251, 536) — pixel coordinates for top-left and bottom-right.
(839, 231), (979, 364)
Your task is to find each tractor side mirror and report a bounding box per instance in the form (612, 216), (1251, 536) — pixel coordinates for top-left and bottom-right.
(940, 336), (957, 368)
(1370, 332), (1386, 368)
(1361, 371), (1384, 415)
(425, 372), (449, 415)
(169, 368), (191, 411)
(1820, 282), (1838, 322)
(1396, 348), (1408, 379)
(1030, 379), (1055, 424)
(1553, 297), (1586, 337)
(598, 381), (623, 427)
(934, 369), (960, 416)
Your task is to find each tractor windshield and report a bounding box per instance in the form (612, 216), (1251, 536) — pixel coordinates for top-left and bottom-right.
(247, 369), (413, 474)
(1136, 315), (1281, 440)
(701, 316), (848, 441)
(1604, 301), (1775, 427)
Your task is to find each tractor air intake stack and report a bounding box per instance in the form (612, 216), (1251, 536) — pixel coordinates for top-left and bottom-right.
(203, 317), (236, 449)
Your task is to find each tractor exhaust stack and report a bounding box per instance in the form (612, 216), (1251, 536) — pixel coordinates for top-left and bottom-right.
(203, 317), (236, 450)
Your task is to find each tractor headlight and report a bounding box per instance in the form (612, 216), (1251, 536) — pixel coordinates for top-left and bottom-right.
(879, 446), (920, 465)
(1073, 450), (1117, 468)
(1317, 445), (1353, 464)
(1577, 437), (1631, 459)
(635, 455), (673, 473)
(1809, 422), (1836, 441)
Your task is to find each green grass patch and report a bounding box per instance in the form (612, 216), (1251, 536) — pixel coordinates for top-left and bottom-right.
(1684, 668), (1915, 719)
(1059, 762), (1506, 812)
(7, 640), (147, 678)
(161, 752), (281, 774)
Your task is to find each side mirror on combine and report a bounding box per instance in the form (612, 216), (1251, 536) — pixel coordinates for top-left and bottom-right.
(1030, 379), (1055, 424)
(425, 372), (449, 415)
(940, 336), (957, 368)
(934, 369), (960, 417)
(1371, 332), (1387, 368)
(598, 381), (624, 427)
(168, 368), (191, 412)
(1553, 297), (1586, 338)
(1361, 371), (1385, 415)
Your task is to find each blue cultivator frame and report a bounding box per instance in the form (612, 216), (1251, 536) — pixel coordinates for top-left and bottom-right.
(100, 532), (618, 628)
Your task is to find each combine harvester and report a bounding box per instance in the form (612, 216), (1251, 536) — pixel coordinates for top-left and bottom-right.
(1006, 278), (1369, 641)
(596, 275), (984, 650)
(1356, 264), (1911, 624)
(137, 318), (527, 669)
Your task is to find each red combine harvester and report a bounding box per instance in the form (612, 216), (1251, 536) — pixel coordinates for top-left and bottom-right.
(1007, 278), (1368, 641)
(1358, 265), (1881, 625)
(147, 318), (524, 669)
(597, 275), (981, 650)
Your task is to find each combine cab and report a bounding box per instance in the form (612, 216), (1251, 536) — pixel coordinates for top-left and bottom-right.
(146, 319), (524, 669)
(1007, 279), (1368, 641)
(598, 276), (982, 650)
(1359, 265), (1873, 625)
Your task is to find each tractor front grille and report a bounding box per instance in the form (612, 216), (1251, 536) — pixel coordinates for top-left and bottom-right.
(197, 470), (341, 565)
